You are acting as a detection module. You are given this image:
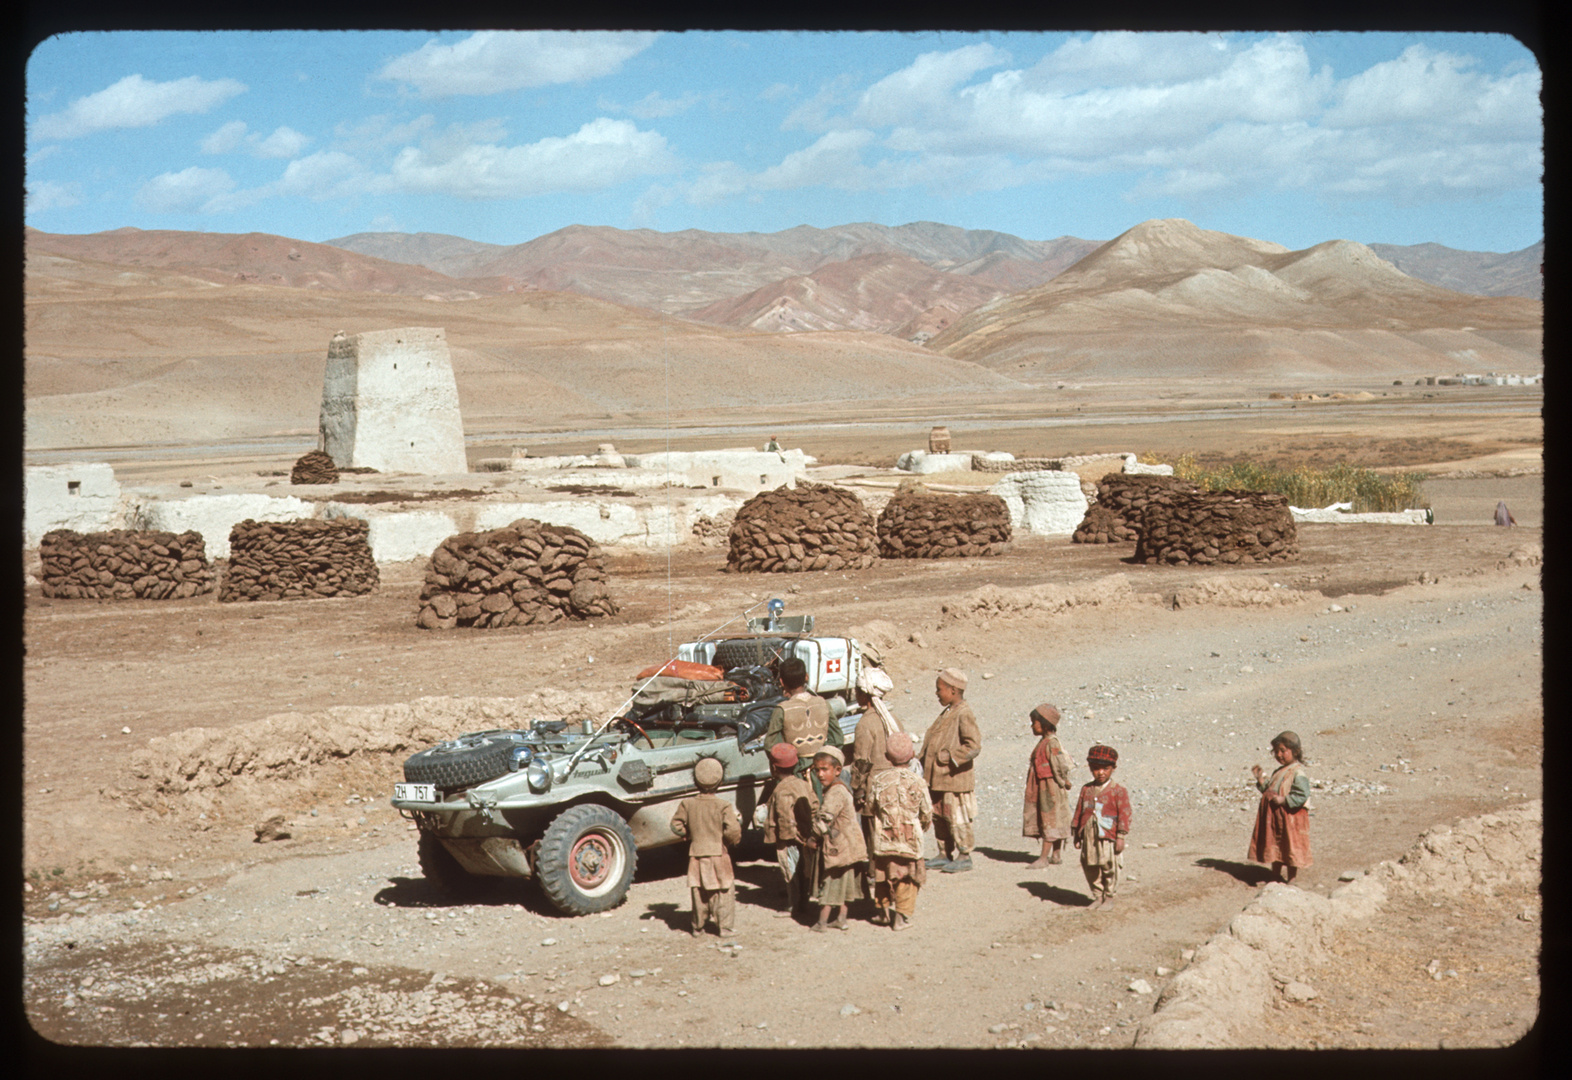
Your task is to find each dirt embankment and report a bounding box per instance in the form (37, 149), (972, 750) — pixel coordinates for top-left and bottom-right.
(1137, 801), (1541, 1049)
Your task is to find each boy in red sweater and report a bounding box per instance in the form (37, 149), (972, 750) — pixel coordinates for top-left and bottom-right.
(1070, 744), (1131, 907)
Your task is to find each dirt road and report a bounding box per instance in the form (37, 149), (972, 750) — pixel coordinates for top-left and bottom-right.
(22, 492), (1542, 1049)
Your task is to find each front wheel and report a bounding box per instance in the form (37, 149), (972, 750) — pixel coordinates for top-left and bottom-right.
(535, 804), (638, 915)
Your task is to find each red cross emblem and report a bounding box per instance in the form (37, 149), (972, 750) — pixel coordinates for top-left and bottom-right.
(826, 658), (841, 673)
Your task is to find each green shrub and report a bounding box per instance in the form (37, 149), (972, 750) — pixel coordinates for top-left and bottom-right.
(1166, 454), (1428, 513)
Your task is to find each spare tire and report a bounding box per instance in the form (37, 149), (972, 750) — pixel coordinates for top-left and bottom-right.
(403, 730), (520, 789)
(712, 637), (793, 672)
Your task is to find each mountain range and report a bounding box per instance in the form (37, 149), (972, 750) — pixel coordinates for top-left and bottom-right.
(23, 217), (1541, 449)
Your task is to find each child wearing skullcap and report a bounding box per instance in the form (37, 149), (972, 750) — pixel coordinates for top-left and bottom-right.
(809, 746), (867, 931)
(1023, 704), (1074, 868)
(1071, 744), (1131, 907)
(865, 731), (932, 930)
(1248, 731), (1312, 884)
(671, 756), (743, 936)
(763, 742), (818, 919)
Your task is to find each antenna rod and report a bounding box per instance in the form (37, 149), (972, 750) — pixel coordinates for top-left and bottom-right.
(562, 598), (771, 776)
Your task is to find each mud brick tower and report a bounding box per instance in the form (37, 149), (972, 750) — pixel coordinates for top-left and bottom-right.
(318, 327), (468, 474)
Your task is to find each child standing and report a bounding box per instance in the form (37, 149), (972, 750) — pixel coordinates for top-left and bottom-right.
(671, 756), (743, 937)
(1022, 703), (1074, 868)
(1071, 744), (1131, 907)
(865, 732), (931, 931)
(762, 742), (818, 919)
(809, 746), (867, 932)
(1248, 730), (1312, 884)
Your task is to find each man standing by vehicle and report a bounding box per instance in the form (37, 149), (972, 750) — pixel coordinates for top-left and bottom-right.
(920, 668), (982, 873)
(764, 656), (843, 792)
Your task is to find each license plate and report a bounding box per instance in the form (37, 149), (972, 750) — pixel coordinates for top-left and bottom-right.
(395, 782), (437, 803)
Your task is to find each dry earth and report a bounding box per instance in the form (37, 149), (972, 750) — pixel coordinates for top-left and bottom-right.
(22, 462), (1543, 1051)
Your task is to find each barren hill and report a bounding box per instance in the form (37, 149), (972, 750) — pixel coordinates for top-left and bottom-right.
(25, 227), (525, 301)
(686, 252), (1003, 336)
(928, 219), (1542, 380)
(328, 222), (1100, 320)
(1369, 240), (1544, 300)
(24, 246), (1023, 451)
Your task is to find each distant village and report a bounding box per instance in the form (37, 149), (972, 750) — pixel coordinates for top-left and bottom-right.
(1409, 372), (1542, 386)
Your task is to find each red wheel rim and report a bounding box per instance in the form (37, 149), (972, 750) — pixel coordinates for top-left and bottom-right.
(569, 833), (613, 889)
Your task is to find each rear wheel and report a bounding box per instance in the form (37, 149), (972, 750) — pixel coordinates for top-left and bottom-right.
(535, 804), (638, 915)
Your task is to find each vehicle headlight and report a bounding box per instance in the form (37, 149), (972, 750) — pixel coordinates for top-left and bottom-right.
(526, 760), (553, 793)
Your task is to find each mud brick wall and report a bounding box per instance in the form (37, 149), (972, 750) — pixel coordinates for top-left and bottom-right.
(221, 518), (379, 601)
(418, 518), (617, 629)
(39, 528), (216, 600)
(970, 455), (1061, 473)
(877, 488), (1011, 558)
(1074, 474), (1200, 544)
(1134, 491), (1299, 565)
(291, 450), (340, 485)
(726, 483), (878, 572)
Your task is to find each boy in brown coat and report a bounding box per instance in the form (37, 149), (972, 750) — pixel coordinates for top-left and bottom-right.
(919, 667), (982, 873)
(762, 742), (818, 919)
(671, 756), (743, 936)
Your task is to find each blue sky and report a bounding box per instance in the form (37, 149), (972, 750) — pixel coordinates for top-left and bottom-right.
(24, 30), (1543, 253)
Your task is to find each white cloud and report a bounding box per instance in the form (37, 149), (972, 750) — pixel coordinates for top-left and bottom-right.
(745, 32), (1539, 210)
(254, 126), (311, 159)
(1323, 44), (1541, 136)
(854, 43), (1009, 127)
(202, 119), (248, 154)
(274, 151), (374, 199)
(202, 121), (311, 159)
(34, 74), (246, 140)
(26, 179), (82, 213)
(334, 113), (437, 154)
(602, 90), (703, 119)
(389, 117), (676, 199)
(134, 166), (238, 214)
(1028, 31), (1234, 90)
(379, 31), (657, 96)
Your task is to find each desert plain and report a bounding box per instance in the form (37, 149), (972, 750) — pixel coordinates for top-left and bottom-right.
(21, 221), (1544, 1050)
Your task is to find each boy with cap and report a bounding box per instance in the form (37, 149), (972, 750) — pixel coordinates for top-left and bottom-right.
(671, 757), (744, 936)
(809, 746), (867, 931)
(1023, 704), (1074, 868)
(1071, 744), (1131, 907)
(919, 668), (982, 872)
(763, 742), (818, 918)
(866, 731), (931, 930)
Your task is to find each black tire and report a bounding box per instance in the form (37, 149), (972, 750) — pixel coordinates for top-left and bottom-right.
(403, 730), (518, 788)
(536, 804), (638, 915)
(713, 638), (792, 672)
(417, 831), (494, 900)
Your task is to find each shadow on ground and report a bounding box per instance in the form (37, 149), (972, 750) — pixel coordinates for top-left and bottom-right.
(976, 845), (1038, 865)
(1195, 857), (1278, 885)
(1018, 880), (1095, 907)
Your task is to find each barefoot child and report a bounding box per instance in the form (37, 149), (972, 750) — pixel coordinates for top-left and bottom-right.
(1022, 704), (1073, 867)
(762, 742), (818, 918)
(809, 747), (867, 931)
(671, 756), (743, 937)
(1248, 730), (1312, 884)
(866, 732), (931, 931)
(1071, 744), (1131, 907)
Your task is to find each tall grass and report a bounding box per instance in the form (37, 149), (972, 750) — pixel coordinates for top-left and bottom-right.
(1162, 454), (1429, 513)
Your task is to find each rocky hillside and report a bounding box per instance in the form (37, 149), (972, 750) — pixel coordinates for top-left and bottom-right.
(926, 219), (1542, 379)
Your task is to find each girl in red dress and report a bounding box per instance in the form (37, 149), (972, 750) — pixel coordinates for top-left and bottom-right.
(1248, 730), (1312, 884)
